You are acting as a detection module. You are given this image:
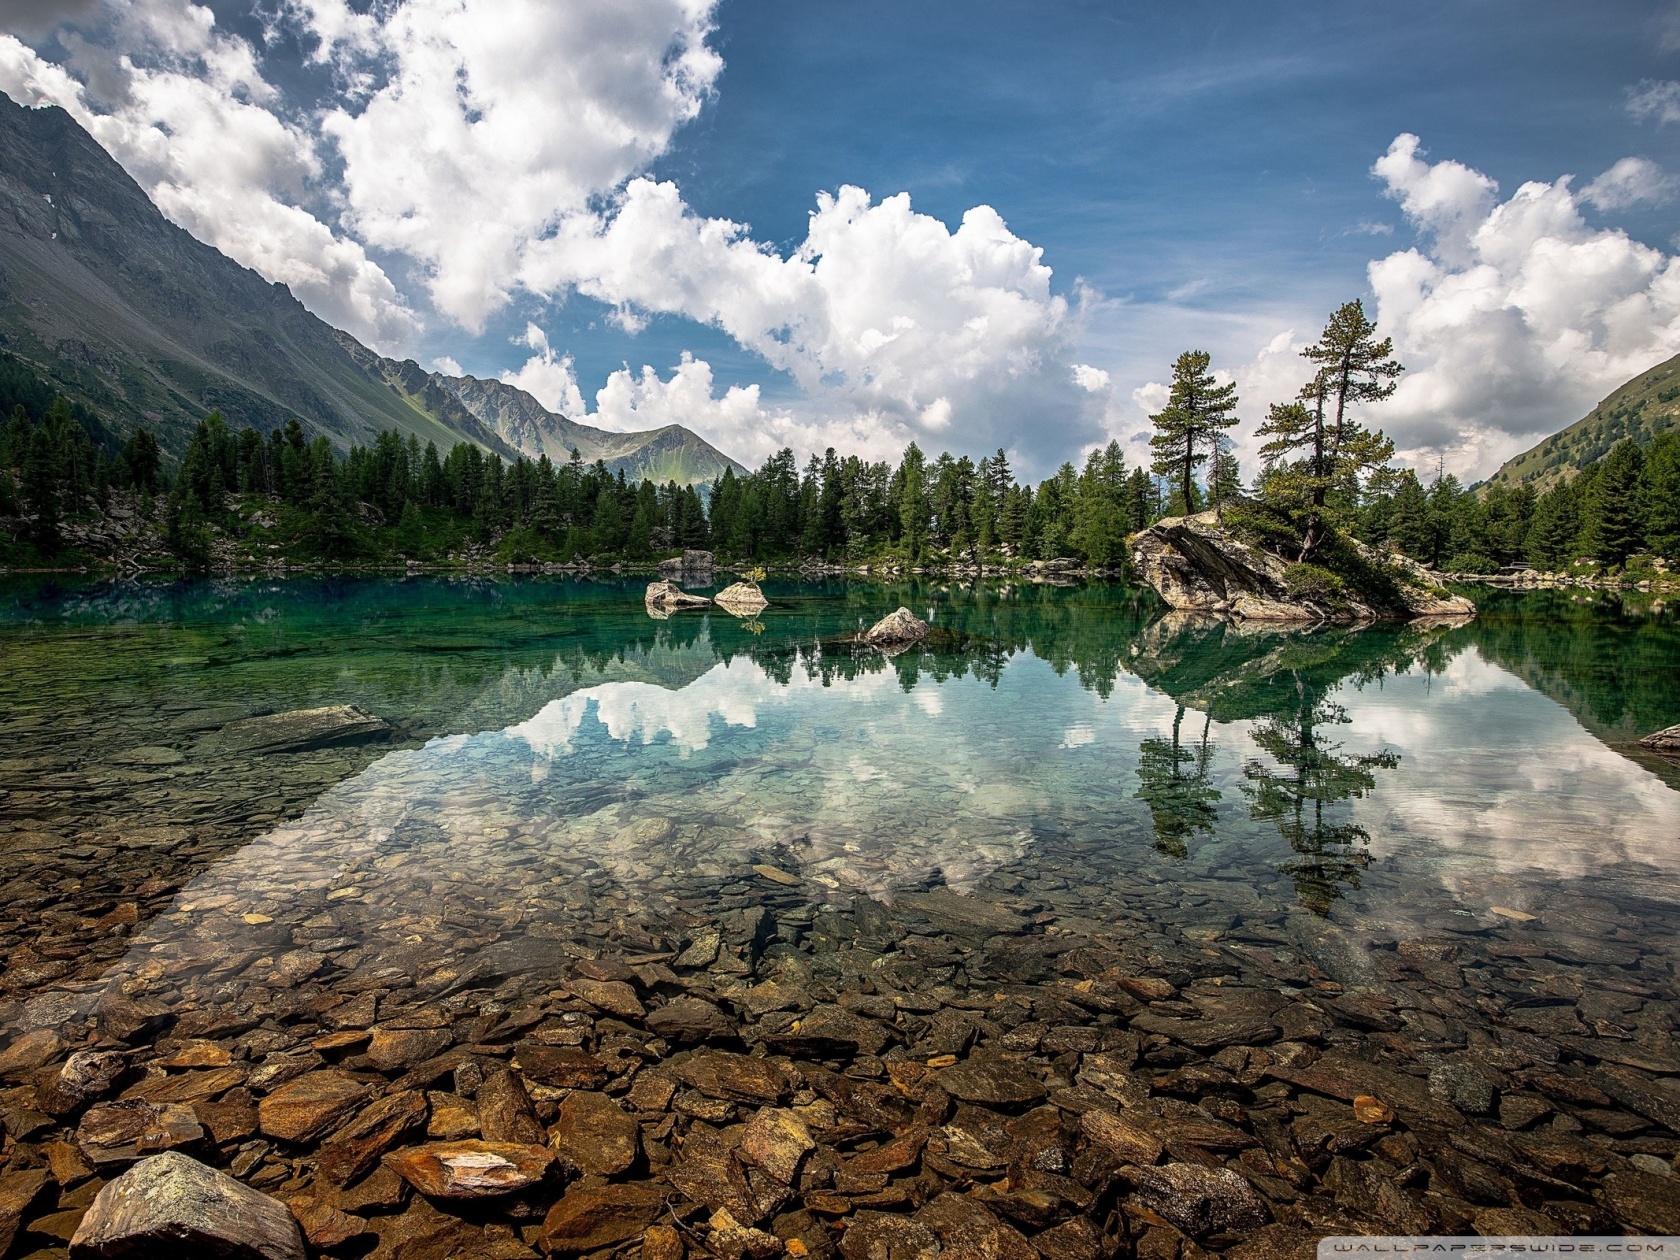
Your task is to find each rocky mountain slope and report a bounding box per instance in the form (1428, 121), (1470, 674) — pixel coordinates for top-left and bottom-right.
(0, 95), (743, 485)
(1486, 352), (1680, 491)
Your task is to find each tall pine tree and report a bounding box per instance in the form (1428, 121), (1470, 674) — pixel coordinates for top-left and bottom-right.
(1149, 350), (1239, 517)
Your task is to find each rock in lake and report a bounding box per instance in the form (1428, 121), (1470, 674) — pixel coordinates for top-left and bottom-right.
(645, 580), (712, 615)
(537, 1183), (665, 1253)
(550, 1090), (639, 1175)
(77, 1100), (204, 1165)
(384, 1139), (555, 1198)
(1128, 507), (1474, 622)
(216, 705), (391, 754)
(936, 1058), (1048, 1106)
(714, 581), (770, 616)
(862, 607), (930, 650)
(1640, 723), (1680, 755)
(1134, 1162), (1269, 1236)
(69, 1151), (305, 1260)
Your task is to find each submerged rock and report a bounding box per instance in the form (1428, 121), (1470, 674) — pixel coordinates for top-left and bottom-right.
(216, 705), (391, 754)
(645, 580), (712, 615)
(714, 580), (770, 617)
(862, 607), (930, 650)
(69, 1151), (305, 1260)
(1128, 507), (1474, 622)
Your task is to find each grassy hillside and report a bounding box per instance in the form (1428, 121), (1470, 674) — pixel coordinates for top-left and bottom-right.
(1486, 352), (1680, 490)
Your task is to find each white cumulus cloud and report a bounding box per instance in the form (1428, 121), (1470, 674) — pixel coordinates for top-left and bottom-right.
(304, 0), (723, 332)
(524, 179), (1101, 468)
(1362, 133), (1680, 477)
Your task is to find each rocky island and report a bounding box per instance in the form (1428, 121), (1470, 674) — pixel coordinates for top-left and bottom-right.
(1128, 510), (1474, 624)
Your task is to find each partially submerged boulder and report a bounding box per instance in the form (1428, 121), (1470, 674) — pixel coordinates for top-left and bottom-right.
(658, 549), (715, 579)
(1640, 724), (1680, 756)
(862, 607), (930, 651)
(69, 1151), (305, 1260)
(644, 580), (711, 616)
(216, 705), (391, 755)
(713, 581), (769, 617)
(1129, 509), (1474, 623)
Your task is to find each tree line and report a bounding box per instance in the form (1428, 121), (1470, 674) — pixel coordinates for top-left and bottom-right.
(3, 302), (1677, 574)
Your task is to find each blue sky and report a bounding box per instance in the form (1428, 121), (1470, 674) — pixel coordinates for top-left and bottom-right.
(4, 0), (1680, 477)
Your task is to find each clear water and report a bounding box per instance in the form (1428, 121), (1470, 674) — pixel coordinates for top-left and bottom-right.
(1, 575), (1677, 1061)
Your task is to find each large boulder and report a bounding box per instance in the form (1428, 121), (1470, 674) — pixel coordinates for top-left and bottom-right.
(862, 607), (930, 650)
(714, 581), (769, 617)
(69, 1151), (305, 1260)
(1128, 509), (1474, 623)
(215, 705), (390, 754)
(658, 550), (715, 578)
(645, 580), (712, 616)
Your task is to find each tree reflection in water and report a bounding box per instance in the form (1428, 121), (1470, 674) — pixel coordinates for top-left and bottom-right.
(1134, 704), (1220, 858)
(1241, 684), (1398, 915)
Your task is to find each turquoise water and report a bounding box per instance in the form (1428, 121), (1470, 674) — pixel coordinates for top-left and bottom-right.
(2, 577), (1678, 1010)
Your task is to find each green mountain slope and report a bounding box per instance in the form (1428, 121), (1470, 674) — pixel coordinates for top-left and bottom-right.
(0, 95), (746, 486)
(1487, 352), (1680, 490)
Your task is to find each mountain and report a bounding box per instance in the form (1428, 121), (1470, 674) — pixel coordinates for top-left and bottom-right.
(1486, 352), (1680, 490)
(335, 335), (745, 485)
(0, 94), (743, 486)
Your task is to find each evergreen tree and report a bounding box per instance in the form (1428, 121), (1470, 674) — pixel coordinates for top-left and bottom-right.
(1644, 431), (1680, 558)
(1580, 439), (1645, 565)
(1257, 300), (1400, 557)
(897, 442), (930, 560)
(1148, 350), (1239, 516)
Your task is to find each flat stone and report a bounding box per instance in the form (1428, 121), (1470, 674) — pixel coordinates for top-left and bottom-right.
(838, 1211), (941, 1260)
(647, 996), (738, 1043)
(476, 1068), (545, 1145)
(216, 705), (390, 754)
(537, 1183), (665, 1253)
(674, 1050), (790, 1104)
(1079, 1108), (1162, 1165)
(513, 1044), (609, 1089)
(383, 1139), (554, 1199)
(915, 1193), (1035, 1260)
(257, 1071), (372, 1144)
(894, 889), (1026, 937)
(1031, 1217), (1106, 1260)
(936, 1058), (1047, 1106)
(739, 1107), (814, 1185)
(0, 1168), (50, 1256)
(76, 1100), (204, 1165)
(316, 1088), (429, 1186)
(568, 978), (646, 1019)
(68, 1151), (304, 1260)
(1134, 1162), (1269, 1236)
(156, 1041), (234, 1069)
(288, 1197), (367, 1250)
(550, 1090), (639, 1176)
(0, 1029), (63, 1080)
(1599, 1170), (1680, 1234)
(366, 1028), (451, 1073)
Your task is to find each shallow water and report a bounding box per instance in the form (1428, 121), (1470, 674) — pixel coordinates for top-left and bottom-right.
(2, 576), (1678, 1247)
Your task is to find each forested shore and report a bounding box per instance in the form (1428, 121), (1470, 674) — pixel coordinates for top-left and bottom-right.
(2, 303), (1677, 583)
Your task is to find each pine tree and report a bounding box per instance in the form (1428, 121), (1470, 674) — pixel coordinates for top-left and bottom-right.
(1644, 431), (1680, 558)
(1581, 439), (1645, 565)
(1257, 301), (1400, 557)
(1525, 480), (1578, 568)
(1149, 350), (1239, 516)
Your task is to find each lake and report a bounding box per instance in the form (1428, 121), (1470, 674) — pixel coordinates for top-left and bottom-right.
(1, 576), (1677, 1253)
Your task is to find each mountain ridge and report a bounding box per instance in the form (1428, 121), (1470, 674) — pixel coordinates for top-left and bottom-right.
(1486, 351), (1680, 490)
(0, 94), (743, 486)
